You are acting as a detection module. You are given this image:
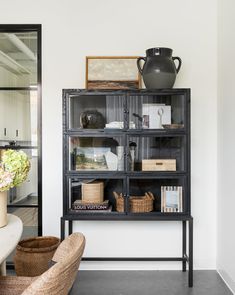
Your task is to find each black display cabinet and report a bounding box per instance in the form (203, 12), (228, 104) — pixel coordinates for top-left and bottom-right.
(61, 89), (193, 287)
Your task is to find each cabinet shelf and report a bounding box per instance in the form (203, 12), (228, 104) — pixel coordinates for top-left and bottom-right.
(64, 212), (192, 221)
(66, 171), (187, 177)
(65, 129), (187, 136)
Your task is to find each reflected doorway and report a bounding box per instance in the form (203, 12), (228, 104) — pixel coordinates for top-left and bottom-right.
(0, 25), (42, 260)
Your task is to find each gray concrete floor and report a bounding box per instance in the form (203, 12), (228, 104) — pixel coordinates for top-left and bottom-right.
(70, 270), (232, 295)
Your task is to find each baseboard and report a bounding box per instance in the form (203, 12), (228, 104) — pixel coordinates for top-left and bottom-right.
(217, 269), (235, 294)
(80, 261), (216, 271)
(80, 261), (184, 270)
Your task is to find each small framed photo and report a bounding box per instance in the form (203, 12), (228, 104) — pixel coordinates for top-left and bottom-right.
(86, 56), (141, 89)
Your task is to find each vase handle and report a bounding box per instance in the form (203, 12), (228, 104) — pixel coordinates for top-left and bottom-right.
(137, 57), (146, 75)
(173, 56), (182, 73)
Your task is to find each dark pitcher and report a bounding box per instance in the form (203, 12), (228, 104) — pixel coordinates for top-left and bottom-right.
(137, 47), (181, 89)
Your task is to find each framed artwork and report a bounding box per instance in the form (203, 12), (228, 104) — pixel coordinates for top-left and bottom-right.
(75, 147), (110, 170)
(86, 56), (141, 89)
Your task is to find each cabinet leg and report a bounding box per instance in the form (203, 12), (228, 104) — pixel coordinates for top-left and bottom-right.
(69, 220), (73, 235)
(188, 218), (193, 287)
(182, 220), (186, 272)
(61, 217), (65, 241)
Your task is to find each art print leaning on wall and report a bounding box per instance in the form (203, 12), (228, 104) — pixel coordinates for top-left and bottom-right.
(86, 56), (141, 89)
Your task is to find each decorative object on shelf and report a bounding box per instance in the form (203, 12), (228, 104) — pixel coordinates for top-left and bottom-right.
(75, 147), (109, 170)
(105, 151), (118, 170)
(86, 56), (141, 89)
(129, 121), (136, 129)
(161, 186), (183, 213)
(114, 191), (154, 213)
(0, 149), (30, 228)
(105, 121), (124, 129)
(142, 159), (176, 171)
(129, 141), (137, 171)
(162, 124), (184, 129)
(142, 114), (149, 128)
(132, 113), (143, 129)
(105, 121), (136, 129)
(116, 146), (124, 171)
(137, 47), (182, 89)
(80, 110), (105, 129)
(82, 181), (104, 203)
(158, 108), (164, 129)
(142, 103), (171, 129)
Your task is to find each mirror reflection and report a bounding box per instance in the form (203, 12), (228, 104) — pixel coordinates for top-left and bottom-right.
(0, 32), (38, 147)
(0, 29), (40, 252)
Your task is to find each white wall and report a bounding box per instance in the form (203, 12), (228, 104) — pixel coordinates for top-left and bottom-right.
(0, 0), (217, 270)
(217, 0), (235, 291)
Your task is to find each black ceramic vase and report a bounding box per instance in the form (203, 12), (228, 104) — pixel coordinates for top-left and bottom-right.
(137, 47), (182, 89)
(80, 110), (105, 129)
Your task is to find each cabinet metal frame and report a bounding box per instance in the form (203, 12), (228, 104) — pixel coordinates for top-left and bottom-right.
(62, 88), (193, 287)
(61, 216), (193, 287)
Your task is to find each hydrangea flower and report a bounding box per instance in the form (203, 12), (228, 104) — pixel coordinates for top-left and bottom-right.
(0, 165), (14, 191)
(0, 149), (30, 191)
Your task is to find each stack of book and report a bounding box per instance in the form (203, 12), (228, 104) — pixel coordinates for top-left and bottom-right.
(71, 200), (112, 213)
(161, 186), (183, 213)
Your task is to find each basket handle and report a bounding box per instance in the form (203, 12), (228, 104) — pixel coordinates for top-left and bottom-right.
(113, 191), (124, 200)
(146, 192), (155, 200)
(145, 192), (150, 199)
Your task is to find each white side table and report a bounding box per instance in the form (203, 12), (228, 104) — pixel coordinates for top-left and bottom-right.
(0, 214), (23, 275)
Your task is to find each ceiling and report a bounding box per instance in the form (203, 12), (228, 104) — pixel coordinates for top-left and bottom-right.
(0, 32), (37, 85)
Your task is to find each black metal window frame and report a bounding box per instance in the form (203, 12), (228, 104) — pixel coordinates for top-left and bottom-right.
(0, 24), (42, 236)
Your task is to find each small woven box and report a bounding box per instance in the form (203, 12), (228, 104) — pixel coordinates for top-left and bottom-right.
(113, 191), (154, 213)
(82, 181), (104, 203)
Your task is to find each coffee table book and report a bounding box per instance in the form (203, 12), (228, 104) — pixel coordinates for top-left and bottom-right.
(72, 200), (109, 211)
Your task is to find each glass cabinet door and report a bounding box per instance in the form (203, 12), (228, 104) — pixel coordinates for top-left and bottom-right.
(128, 177), (188, 214)
(69, 135), (126, 172)
(66, 176), (126, 215)
(127, 135), (186, 172)
(68, 94), (126, 130)
(128, 93), (186, 130)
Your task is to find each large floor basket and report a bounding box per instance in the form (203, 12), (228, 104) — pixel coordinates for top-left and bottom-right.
(14, 236), (60, 277)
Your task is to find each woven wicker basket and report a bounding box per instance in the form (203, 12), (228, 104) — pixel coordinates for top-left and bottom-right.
(114, 191), (154, 213)
(14, 236), (60, 277)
